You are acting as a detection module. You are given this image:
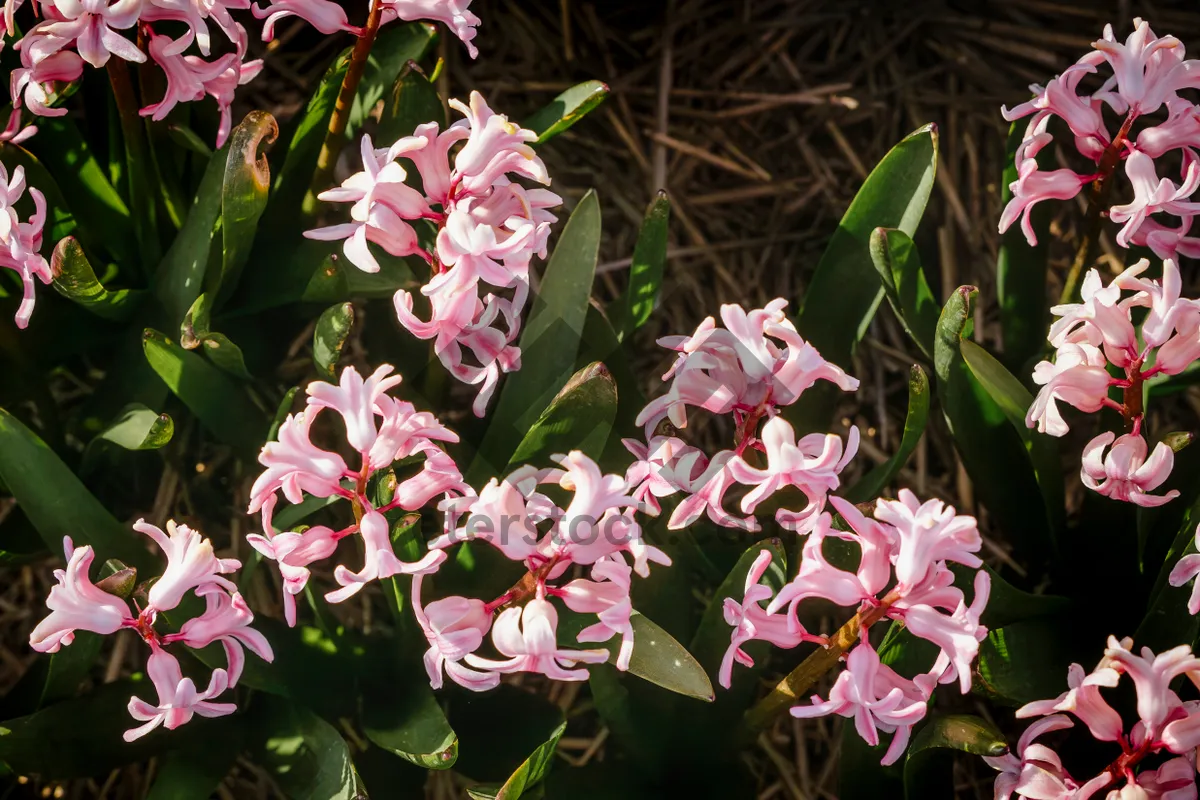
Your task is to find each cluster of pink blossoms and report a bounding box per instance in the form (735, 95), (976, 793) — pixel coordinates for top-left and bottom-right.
(623, 299), (860, 534)
(28, 522), (271, 741)
(1000, 19), (1200, 260)
(1026, 258), (1200, 506)
(253, 0), (479, 56)
(306, 92), (560, 416)
(988, 637), (1200, 799)
(724, 493), (989, 765)
(0, 163), (49, 329)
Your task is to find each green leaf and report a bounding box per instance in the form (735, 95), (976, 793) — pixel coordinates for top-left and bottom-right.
(376, 61), (444, 148)
(904, 714), (1008, 800)
(24, 117), (136, 268)
(997, 121), (1051, 372)
(166, 123), (214, 158)
(38, 631), (104, 708)
(960, 338), (1065, 539)
(524, 80), (610, 144)
(181, 293), (253, 380)
(451, 686), (563, 787)
(466, 721), (566, 800)
(792, 124), (937, 427)
(845, 364), (930, 503)
(145, 725), (245, 800)
(615, 190), (669, 340)
(1136, 494), (1200, 653)
(212, 111), (278, 304)
(933, 287), (1054, 559)
(142, 328), (265, 452)
(869, 228), (938, 360)
(49, 236), (142, 321)
(0, 406), (154, 572)
(974, 616), (1082, 707)
(82, 403), (173, 472)
(313, 302), (355, 380)
(507, 361), (616, 470)
(473, 190), (602, 480)
(253, 696), (357, 800)
(268, 387), (300, 442)
(362, 679), (458, 771)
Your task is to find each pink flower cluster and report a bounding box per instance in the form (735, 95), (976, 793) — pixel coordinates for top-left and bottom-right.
(1027, 258), (1199, 506)
(253, 0), (480, 58)
(722, 491), (989, 765)
(413, 451), (670, 691)
(987, 637), (1200, 798)
(1000, 19), (1200, 260)
(0, 163), (49, 329)
(247, 364), (459, 625)
(623, 299), (860, 534)
(28, 522), (272, 741)
(306, 92), (560, 416)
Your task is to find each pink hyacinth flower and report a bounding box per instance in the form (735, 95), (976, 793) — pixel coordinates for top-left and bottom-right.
(1130, 755), (1198, 799)
(790, 634), (934, 766)
(134, 519), (240, 614)
(381, 0), (480, 58)
(1081, 432), (1180, 507)
(1048, 267), (1140, 367)
(1104, 636), (1200, 733)
(433, 469), (545, 562)
(411, 572), (498, 691)
(873, 489), (982, 592)
(1027, 343), (1115, 436)
(123, 646), (236, 742)
(251, 0), (358, 40)
(998, 114), (1095, 247)
(1017, 660), (1124, 742)
(246, 525), (341, 627)
(718, 549), (817, 689)
(466, 593), (609, 681)
(168, 585), (273, 686)
(1093, 19), (1185, 116)
(768, 514), (878, 627)
(667, 451), (759, 532)
(325, 510), (446, 603)
(0, 162), (50, 329)
(983, 714), (1079, 800)
(307, 364), (403, 454)
(23, 0), (146, 69)
(902, 570), (991, 694)
(726, 415), (859, 534)
(1168, 525), (1200, 616)
(560, 558), (637, 671)
(29, 536), (132, 653)
(10, 49), (83, 117)
(139, 0), (250, 56)
(1110, 151), (1200, 248)
(248, 411), (350, 517)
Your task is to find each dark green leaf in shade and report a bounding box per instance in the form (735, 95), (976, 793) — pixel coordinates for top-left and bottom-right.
(523, 80), (610, 144)
(166, 123), (215, 158)
(0, 406), (154, 572)
(974, 616), (1081, 707)
(960, 338), (1065, 538)
(145, 725), (245, 800)
(451, 686), (565, 796)
(506, 362), (616, 470)
(844, 364), (930, 503)
(180, 293), (252, 379)
(81, 403), (174, 474)
(997, 121), (1051, 372)
(465, 721), (566, 800)
(614, 190), (670, 340)
(268, 386), (300, 442)
(1136, 494), (1200, 653)
(933, 286), (1054, 559)
(869, 227), (939, 360)
(313, 302), (355, 380)
(142, 328), (265, 452)
(376, 61), (444, 148)
(252, 695), (357, 800)
(49, 237), (141, 321)
(213, 111), (278, 303)
(791, 124), (937, 428)
(473, 190), (602, 480)
(903, 714), (1009, 800)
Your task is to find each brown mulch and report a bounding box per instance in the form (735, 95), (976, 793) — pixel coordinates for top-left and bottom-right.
(10, 1), (1200, 797)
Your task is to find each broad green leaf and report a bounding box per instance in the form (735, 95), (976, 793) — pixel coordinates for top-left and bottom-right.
(181, 293), (252, 380)
(904, 714), (1009, 800)
(38, 631), (103, 708)
(974, 616), (1083, 707)
(376, 62), (445, 149)
(212, 111), (278, 304)
(253, 696), (356, 800)
(869, 228), (938, 360)
(845, 364), (930, 503)
(960, 338), (1065, 539)
(0, 407), (154, 572)
(24, 117), (136, 268)
(313, 302), (355, 380)
(579, 303), (646, 441)
(82, 403), (173, 473)
(997, 121), (1051, 372)
(507, 361), (616, 470)
(362, 681), (458, 771)
(1136, 494), (1200, 652)
(142, 328), (265, 452)
(792, 124), (937, 428)
(473, 190), (602, 479)
(49, 237), (142, 321)
(524, 80), (610, 144)
(145, 725), (245, 800)
(933, 287), (1053, 559)
(615, 190), (669, 340)
(465, 722), (566, 800)
(452, 687), (564, 795)
(954, 564), (1071, 630)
